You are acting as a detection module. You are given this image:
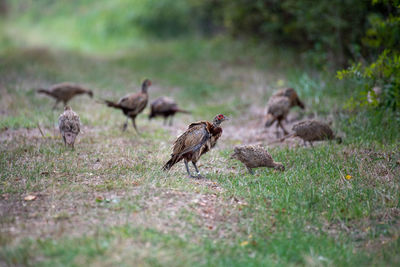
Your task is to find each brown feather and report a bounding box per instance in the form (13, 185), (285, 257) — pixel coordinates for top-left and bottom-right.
(272, 88), (305, 109)
(163, 122), (211, 170)
(163, 117), (225, 171)
(231, 145), (285, 173)
(37, 82), (93, 107)
(149, 96), (190, 123)
(103, 80), (151, 132)
(58, 106), (80, 148)
(282, 120), (342, 145)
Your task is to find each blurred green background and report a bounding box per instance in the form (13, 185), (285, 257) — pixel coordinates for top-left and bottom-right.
(1, 0), (399, 109)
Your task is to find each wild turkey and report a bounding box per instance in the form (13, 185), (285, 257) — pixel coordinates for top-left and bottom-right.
(272, 88), (305, 109)
(162, 114), (228, 178)
(37, 82), (93, 109)
(58, 106), (80, 149)
(149, 96), (190, 125)
(231, 145), (285, 174)
(104, 79), (151, 133)
(281, 120), (342, 146)
(265, 96), (291, 135)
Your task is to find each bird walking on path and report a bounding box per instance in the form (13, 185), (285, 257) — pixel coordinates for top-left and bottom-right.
(58, 106), (80, 149)
(163, 114), (228, 178)
(272, 88), (305, 109)
(231, 145), (285, 174)
(265, 96), (291, 135)
(103, 79), (152, 133)
(149, 96), (190, 126)
(265, 88), (305, 136)
(280, 120), (342, 147)
(37, 82), (93, 109)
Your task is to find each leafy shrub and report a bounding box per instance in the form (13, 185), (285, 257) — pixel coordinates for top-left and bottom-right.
(337, 1), (400, 110)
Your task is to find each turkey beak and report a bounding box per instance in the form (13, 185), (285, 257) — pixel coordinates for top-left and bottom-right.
(224, 117), (230, 122)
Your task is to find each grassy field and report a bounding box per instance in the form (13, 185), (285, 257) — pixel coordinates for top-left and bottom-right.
(1, 3), (400, 266)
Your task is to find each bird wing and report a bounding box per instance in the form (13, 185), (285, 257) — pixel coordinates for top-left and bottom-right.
(58, 110), (80, 134)
(267, 97), (290, 117)
(50, 83), (87, 99)
(152, 97), (177, 113)
(188, 121), (208, 129)
(118, 92), (148, 114)
(172, 123), (211, 157)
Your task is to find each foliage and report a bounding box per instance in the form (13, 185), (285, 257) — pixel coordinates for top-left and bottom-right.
(337, 1), (400, 110)
(7, 0), (396, 69)
(133, 0), (221, 37)
(216, 0), (371, 67)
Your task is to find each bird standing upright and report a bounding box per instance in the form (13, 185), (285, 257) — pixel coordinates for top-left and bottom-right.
(149, 96), (190, 125)
(104, 79), (152, 133)
(163, 114), (228, 178)
(58, 106), (80, 149)
(37, 82), (93, 109)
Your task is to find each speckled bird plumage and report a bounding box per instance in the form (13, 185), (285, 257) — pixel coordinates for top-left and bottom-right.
(231, 145), (285, 174)
(286, 120), (342, 146)
(58, 106), (80, 148)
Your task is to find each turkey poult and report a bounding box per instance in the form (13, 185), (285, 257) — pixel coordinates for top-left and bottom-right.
(265, 88), (305, 136)
(272, 88), (305, 109)
(149, 96), (190, 126)
(58, 106), (80, 149)
(231, 145), (285, 174)
(37, 82), (93, 109)
(265, 96), (291, 135)
(281, 120), (342, 146)
(163, 114), (228, 178)
(104, 79), (151, 133)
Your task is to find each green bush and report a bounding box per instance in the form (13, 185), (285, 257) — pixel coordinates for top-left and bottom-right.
(215, 0), (371, 67)
(337, 1), (400, 110)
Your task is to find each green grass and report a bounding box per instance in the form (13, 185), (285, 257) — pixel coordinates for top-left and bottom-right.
(1, 1), (400, 266)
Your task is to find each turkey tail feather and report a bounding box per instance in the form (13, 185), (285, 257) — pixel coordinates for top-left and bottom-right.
(37, 89), (51, 95)
(103, 99), (120, 109)
(175, 108), (191, 114)
(162, 154), (181, 171)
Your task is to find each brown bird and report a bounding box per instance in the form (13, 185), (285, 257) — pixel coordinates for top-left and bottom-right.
(149, 96), (190, 125)
(280, 120), (342, 147)
(104, 79), (152, 133)
(231, 145), (285, 174)
(162, 114), (228, 178)
(58, 106), (80, 149)
(272, 88), (305, 109)
(37, 82), (93, 109)
(265, 88), (305, 136)
(265, 96), (291, 135)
